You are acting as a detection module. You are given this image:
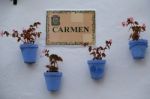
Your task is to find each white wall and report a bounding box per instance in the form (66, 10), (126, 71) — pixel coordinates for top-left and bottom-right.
(0, 0), (150, 99)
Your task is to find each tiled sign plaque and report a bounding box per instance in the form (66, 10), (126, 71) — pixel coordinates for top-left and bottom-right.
(46, 10), (95, 45)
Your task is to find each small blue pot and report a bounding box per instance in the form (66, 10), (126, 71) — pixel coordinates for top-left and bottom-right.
(44, 72), (62, 91)
(20, 44), (38, 64)
(129, 39), (148, 59)
(88, 60), (106, 80)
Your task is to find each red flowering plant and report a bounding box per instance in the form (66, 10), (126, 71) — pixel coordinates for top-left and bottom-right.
(122, 17), (146, 40)
(81, 40), (112, 60)
(41, 49), (63, 72)
(1, 22), (41, 44)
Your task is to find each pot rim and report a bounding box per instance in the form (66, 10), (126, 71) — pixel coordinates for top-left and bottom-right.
(129, 39), (148, 49)
(88, 59), (106, 64)
(20, 43), (38, 48)
(44, 72), (62, 77)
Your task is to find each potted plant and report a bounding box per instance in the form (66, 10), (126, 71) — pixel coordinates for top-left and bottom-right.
(42, 49), (63, 91)
(122, 17), (148, 59)
(82, 40), (112, 80)
(2, 22), (41, 63)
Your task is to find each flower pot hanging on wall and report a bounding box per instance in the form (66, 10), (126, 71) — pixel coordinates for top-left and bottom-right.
(44, 72), (62, 91)
(82, 40), (112, 80)
(42, 49), (63, 91)
(122, 17), (148, 59)
(129, 39), (148, 59)
(2, 22), (42, 63)
(20, 44), (38, 63)
(88, 60), (106, 79)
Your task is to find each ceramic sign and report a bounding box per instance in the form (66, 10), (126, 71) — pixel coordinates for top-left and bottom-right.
(46, 10), (95, 45)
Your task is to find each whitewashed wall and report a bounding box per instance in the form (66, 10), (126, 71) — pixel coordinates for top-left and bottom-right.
(0, 0), (150, 99)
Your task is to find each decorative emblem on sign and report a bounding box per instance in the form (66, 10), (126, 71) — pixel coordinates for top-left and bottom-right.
(51, 15), (60, 26)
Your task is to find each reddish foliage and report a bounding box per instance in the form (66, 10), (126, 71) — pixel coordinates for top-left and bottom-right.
(42, 49), (63, 72)
(2, 22), (41, 44)
(122, 17), (146, 40)
(82, 40), (112, 60)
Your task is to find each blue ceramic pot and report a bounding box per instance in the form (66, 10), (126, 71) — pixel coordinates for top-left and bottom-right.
(129, 39), (148, 59)
(20, 44), (38, 64)
(44, 72), (62, 91)
(88, 60), (106, 80)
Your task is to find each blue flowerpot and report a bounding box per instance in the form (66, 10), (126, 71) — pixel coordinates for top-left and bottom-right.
(129, 39), (148, 59)
(20, 44), (38, 64)
(44, 72), (62, 91)
(88, 60), (106, 80)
